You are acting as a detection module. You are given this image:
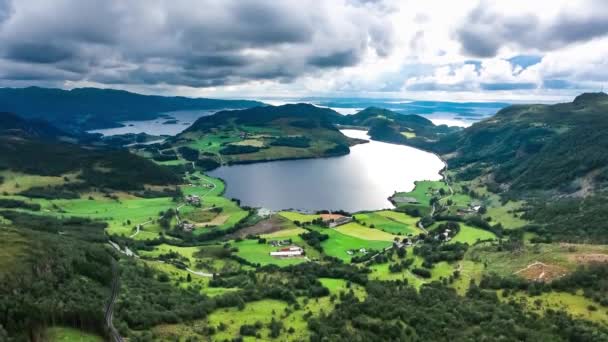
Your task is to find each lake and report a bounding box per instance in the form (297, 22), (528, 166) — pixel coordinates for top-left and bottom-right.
(89, 109), (220, 136)
(208, 129), (444, 212)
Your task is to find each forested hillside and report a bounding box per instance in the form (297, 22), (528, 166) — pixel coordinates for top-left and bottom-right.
(416, 93), (608, 243)
(165, 103), (357, 165)
(337, 107), (458, 143)
(0, 87), (263, 131)
(0, 113), (179, 193)
(429, 92), (608, 193)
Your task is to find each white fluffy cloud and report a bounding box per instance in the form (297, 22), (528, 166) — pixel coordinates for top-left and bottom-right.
(0, 0), (607, 101)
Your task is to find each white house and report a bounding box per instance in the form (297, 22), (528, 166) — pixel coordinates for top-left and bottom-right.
(270, 246), (304, 257)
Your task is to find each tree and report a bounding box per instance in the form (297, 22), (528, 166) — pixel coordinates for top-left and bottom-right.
(396, 247), (406, 258)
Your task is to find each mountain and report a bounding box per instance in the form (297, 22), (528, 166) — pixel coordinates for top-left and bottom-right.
(429, 92), (608, 194)
(0, 113), (179, 192)
(0, 112), (74, 141)
(166, 103), (357, 165)
(0, 86), (264, 132)
(338, 107), (460, 143)
(183, 103), (343, 133)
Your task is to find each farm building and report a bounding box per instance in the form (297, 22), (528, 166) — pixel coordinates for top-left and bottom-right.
(185, 194), (201, 205)
(269, 239), (292, 247)
(323, 215), (352, 228)
(270, 246), (304, 257)
(179, 221), (196, 232)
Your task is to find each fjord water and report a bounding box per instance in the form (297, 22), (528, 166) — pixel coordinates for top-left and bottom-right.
(209, 129), (444, 212)
(89, 109), (218, 136)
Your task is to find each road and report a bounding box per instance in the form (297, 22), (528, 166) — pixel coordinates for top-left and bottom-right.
(417, 158), (451, 234)
(176, 167), (218, 225)
(129, 219), (153, 238)
(186, 267), (214, 277)
(129, 172), (217, 236)
(105, 259), (123, 342)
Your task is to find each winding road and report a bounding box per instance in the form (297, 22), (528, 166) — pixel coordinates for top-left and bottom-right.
(417, 158), (452, 233)
(105, 259), (123, 342)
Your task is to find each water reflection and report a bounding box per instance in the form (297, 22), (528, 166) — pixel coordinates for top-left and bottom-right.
(209, 129), (444, 212)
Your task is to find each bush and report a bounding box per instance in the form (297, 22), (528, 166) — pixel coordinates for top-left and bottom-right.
(177, 146), (199, 161)
(411, 268), (432, 278)
(270, 136), (311, 148)
(220, 145), (261, 155)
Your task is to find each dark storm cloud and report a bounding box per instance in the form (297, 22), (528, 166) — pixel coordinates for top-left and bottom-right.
(456, 0), (608, 57)
(0, 0), (394, 87)
(308, 50), (361, 67)
(5, 42), (76, 64)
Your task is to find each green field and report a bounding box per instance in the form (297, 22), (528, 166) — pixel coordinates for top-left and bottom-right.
(392, 180), (447, 207)
(400, 131), (416, 139)
(45, 327), (103, 342)
(174, 115), (351, 164)
(180, 174), (249, 232)
(335, 222), (398, 241)
(449, 224), (497, 245)
(37, 196), (177, 240)
(278, 211), (321, 223)
(0, 228), (30, 275)
(0, 170), (75, 194)
(501, 291), (608, 325)
(485, 200), (528, 229)
(233, 235), (320, 266)
(262, 228), (307, 238)
(2, 172), (246, 240)
(442, 192), (472, 208)
(354, 210), (421, 235)
(452, 260), (484, 295)
(369, 253), (457, 288)
(466, 242), (608, 277)
(312, 226), (391, 262)
(153, 291), (349, 341)
(318, 278), (366, 300)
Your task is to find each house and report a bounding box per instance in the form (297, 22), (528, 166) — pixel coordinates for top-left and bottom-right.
(326, 216), (353, 228)
(269, 239), (292, 247)
(270, 246), (304, 257)
(179, 221), (196, 232)
(185, 194), (201, 205)
(457, 205), (482, 215)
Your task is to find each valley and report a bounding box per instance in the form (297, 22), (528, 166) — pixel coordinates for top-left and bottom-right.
(1, 94), (608, 341)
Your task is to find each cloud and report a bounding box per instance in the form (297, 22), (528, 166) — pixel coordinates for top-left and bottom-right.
(0, 0), (11, 23)
(0, 0), (606, 101)
(0, 0), (394, 87)
(507, 55), (542, 69)
(456, 0), (608, 57)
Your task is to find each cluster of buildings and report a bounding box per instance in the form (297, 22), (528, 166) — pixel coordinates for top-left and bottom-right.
(457, 205), (482, 216)
(178, 221), (196, 232)
(346, 248), (367, 256)
(269, 239), (292, 247)
(185, 194), (201, 206)
(432, 228), (453, 242)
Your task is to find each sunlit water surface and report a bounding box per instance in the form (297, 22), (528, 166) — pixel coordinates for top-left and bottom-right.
(209, 129), (444, 212)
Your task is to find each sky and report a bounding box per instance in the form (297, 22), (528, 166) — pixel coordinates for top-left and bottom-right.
(0, 0), (607, 102)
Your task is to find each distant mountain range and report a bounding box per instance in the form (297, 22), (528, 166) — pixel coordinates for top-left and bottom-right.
(0, 86), (264, 132)
(313, 98), (509, 118)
